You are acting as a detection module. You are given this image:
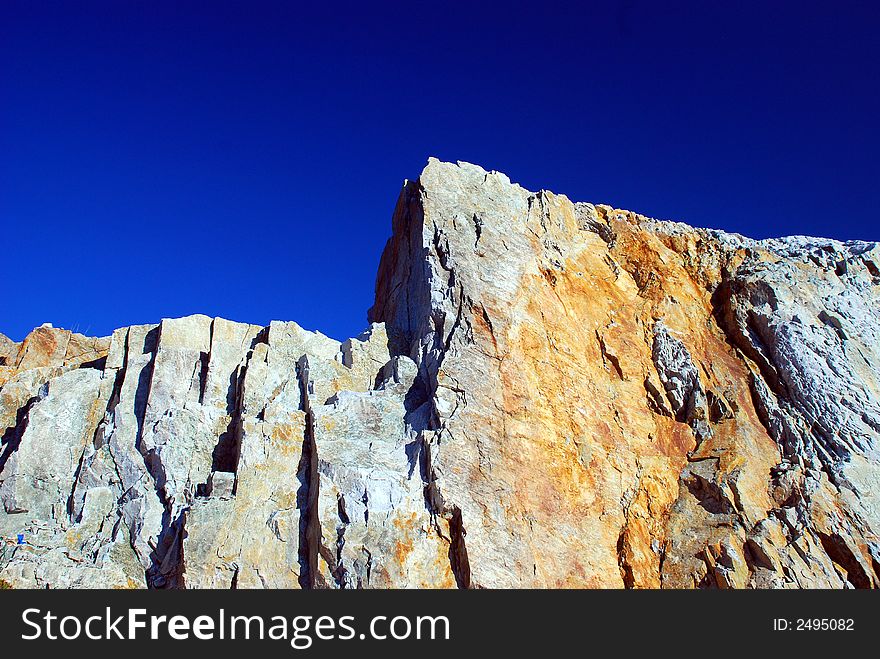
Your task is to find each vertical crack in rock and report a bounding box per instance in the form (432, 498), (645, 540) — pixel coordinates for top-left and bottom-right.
(447, 506), (471, 589)
(332, 493), (350, 588)
(472, 213), (483, 248)
(129, 324), (188, 589)
(295, 355), (320, 589)
(616, 528), (636, 589)
(197, 351), (210, 405)
(208, 358), (247, 483)
(149, 509), (188, 589)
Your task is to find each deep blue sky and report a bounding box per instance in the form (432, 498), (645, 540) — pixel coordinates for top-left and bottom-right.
(2, 2), (878, 342)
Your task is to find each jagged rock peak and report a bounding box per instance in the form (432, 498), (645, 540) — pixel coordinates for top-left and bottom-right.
(2, 160), (879, 589)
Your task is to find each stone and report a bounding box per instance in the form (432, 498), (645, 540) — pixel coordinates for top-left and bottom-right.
(1, 159), (878, 588)
(206, 471), (235, 499)
(0, 333), (17, 366)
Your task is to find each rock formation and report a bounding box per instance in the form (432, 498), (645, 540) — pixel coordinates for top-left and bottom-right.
(2, 159), (879, 588)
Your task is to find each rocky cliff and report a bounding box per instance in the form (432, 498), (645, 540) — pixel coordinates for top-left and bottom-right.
(2, 159), (879, 588)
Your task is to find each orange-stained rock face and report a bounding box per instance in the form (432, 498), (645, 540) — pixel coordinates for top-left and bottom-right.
(2, 159), (880, 588)
(371, 159), (880, 589)
(0, 328), (110, 388)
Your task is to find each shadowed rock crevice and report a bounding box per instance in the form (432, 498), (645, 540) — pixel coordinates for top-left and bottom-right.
(447, 506), (471, 589)
(209, 366), (246, 476)
(616, 531), (636, 589)
(0, 394), (40, 481)
(816, 531), (874, 589)
(295, 356), (320, 589)
(147, 510), (187, 588)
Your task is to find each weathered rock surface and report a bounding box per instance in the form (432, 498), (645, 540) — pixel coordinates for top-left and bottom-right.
(2, 159), (879, 588)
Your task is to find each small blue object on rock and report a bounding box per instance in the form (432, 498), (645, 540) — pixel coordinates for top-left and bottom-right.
(16, 534), (24, 545)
